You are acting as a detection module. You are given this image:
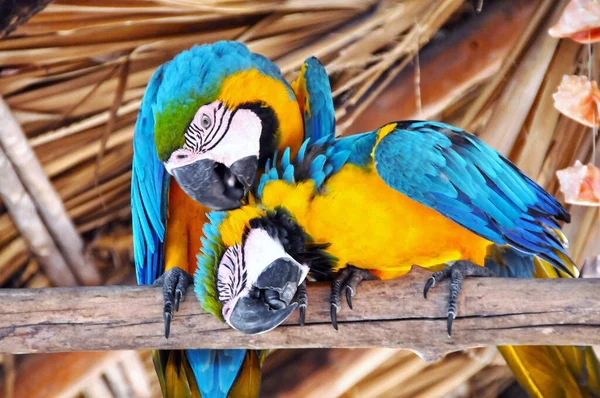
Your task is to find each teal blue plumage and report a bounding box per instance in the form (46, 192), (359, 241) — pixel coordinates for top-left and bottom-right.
(132, 63), (168, 286)
(371, 121), (573, 276)
(300, 57), (335, 142)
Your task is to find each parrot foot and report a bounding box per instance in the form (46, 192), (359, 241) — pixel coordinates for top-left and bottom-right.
(153, 267), (194, 339)
(330, 265), (378, 330)
(423, 260), (495, 338)
(297, 280), (307, 326)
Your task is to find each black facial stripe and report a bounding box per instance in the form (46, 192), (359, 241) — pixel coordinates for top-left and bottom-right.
(217, 246), (247, 304)
(204, 107), (227, 149)
(184, 123), (202, 152)
(205, 108), (238, 152)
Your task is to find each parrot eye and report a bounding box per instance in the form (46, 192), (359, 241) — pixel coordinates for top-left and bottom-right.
(201, 114), (211, 129)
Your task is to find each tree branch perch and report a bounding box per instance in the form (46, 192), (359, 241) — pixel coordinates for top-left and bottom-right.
(0, 267), (599, 361)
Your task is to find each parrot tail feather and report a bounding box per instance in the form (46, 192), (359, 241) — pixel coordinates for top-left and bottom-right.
(498, 345), (600, 398)
(152, 349), (200, 398)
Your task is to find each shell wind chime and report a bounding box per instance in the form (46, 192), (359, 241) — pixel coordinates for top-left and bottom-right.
(549, 0), (600, 43)
(551, 1), (600, 206)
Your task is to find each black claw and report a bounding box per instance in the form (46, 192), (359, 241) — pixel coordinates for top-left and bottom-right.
(299, 305), (306, 326)
(345, 287), (353, 310)
(330, 304), (338, 330)
(423, 277), (435, 299)
(175, 290), (182, 311)
(447, 313), (454, 338)
(424, 261), (496, 338)
(155, 267), (193, 339)
(164, 311), (172, 339)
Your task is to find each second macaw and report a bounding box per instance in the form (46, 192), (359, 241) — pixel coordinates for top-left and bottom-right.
(131, 41), (334, 397)
(195, 121), (600, 398)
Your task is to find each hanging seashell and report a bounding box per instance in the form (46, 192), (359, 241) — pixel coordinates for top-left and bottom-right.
(556, 160), (600, 206)
(553, 75), (600, 127)
(549, 0), (600, 43)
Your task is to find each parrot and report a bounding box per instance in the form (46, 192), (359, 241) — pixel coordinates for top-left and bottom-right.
(194, 120), (600, 398)
(131, 41), (335, 397)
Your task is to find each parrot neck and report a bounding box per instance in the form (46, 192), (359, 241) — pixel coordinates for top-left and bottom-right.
(217, 206), (266, 248)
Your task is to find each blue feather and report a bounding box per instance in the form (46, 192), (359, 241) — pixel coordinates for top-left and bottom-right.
(310, 154), (327, 175)
(299, 56), (335, 141)
(268, 167), (279, 180)
(281, 147), (291, 169)
(298, 139), (310, 163)
(283, 165), (295, 184)
(186, 349), (247, 398)
(371, 121), (573, 275)
(257, 174), (268, 198)
(312, 171), (326, 188)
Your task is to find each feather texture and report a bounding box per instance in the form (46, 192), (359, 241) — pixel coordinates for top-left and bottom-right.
(291, 57), (335, 142)
(372, 121), (575, 276)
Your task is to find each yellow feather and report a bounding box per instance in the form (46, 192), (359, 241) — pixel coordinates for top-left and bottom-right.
(372, 122), (398, 155)
(153, 350), (201, 398)
(227, 351), (263, 398)
(219, 69), (304, 157)
(290, 62), (311, 118)
(305, 165), (490, 271)
(219, 206), (265, 247)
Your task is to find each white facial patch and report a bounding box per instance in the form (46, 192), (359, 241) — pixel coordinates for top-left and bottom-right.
(163, 100), (263, 173)
(198, 107), (262, 166)
(243, 228), (309, 287)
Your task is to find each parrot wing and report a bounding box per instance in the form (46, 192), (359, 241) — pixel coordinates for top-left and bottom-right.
(291, 56), (335, 142)
(371, 121), (575, 276)
(131, 64), (169, 286)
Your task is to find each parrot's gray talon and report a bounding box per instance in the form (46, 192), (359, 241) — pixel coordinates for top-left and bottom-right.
(422, 260), (495, 337)
(154, 267), (193, 339)
(329, 265), (377, 329)
(330, 304), (339, 330)
(345, 287), (354, 309)
(164, 312), (172, 339)
(297, 281), (307, 326)
(423, 277), (436, 298)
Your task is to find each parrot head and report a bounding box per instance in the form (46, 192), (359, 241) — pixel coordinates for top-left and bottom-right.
(147, 41), (304, 210)
(195, 208), (332, 334)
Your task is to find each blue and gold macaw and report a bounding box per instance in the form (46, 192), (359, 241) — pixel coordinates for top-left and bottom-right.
(195, 120), (600, 398)
(131, 41), (334, 397)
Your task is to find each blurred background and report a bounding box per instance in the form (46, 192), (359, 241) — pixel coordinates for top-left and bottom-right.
(0, 0), (598, 397)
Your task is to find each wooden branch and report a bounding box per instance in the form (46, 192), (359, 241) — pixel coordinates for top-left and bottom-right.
(0, 267), (599, 360)
(0, 144), (77, 286)
(0, 97), (100, 285)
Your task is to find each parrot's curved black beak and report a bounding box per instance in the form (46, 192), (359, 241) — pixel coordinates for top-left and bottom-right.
(172, 156), (258, 210)
(228, 257), (308, 334)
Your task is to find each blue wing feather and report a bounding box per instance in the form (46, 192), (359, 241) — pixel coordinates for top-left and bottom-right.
(372, 121), (574, 275)
(131, 64), (169, 286)
(297, 57), (335, 141)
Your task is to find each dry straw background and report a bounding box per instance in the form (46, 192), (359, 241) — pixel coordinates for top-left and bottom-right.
(0, 0), (598, 397)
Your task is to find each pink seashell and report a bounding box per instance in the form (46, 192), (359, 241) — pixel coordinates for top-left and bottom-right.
(556, 160), (600, 206)
(549, 0), (600, 43)
(553, 75), (600, 128)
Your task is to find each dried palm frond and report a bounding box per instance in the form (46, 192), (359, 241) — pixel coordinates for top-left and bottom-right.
(1, 0), (599, 397)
